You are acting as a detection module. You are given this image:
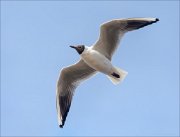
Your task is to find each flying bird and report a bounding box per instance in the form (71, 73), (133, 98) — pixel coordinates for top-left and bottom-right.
(56, 18), (159, 128)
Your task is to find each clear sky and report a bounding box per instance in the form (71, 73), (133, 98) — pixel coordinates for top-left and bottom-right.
(1, 1), (179, 136)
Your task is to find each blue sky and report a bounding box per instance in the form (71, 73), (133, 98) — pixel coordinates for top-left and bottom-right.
(1, 1), (179, 136)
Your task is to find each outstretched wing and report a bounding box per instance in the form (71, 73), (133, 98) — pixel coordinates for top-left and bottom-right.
(92, 18), (159, 60)
(56, 59), (96, 128)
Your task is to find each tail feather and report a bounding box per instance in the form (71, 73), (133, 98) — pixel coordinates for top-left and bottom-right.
(107, 67), (128, 85)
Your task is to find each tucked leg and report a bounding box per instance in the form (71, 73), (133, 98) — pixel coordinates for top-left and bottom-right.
(111, 72), (120, 78)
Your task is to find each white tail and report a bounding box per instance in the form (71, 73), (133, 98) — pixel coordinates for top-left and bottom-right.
(107, 67), (128, 85)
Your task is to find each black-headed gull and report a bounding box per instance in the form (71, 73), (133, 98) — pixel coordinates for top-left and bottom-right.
(56, 18), (159, 128)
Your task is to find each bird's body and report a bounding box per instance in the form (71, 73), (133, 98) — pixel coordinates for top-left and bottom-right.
(56, 17), (159, 128)
(81, 47), (113, 75)
(81, 47), (128, 84)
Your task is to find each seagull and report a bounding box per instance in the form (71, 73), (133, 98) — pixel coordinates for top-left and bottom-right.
(56, 17), (159, 128)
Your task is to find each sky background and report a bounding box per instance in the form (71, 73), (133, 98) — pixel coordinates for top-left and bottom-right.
(1, 1), (179, 136)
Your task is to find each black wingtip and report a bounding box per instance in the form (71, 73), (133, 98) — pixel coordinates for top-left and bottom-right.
(150, 18), (159, 24)
(138, 18), (159, 28)
(59, 124), (63, 128)
(156, 18), (159, 22)
(154, 18), (159, 23)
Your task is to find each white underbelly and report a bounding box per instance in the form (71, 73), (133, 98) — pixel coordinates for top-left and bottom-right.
(81, 50), (113, 75)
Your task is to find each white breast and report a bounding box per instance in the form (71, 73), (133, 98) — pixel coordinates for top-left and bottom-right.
(81, 48), (113, 75)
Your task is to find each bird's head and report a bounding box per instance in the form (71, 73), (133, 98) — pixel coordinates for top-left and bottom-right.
(70, 45), (85, 55)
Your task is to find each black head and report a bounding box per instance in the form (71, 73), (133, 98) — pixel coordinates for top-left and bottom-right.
(70, 45), (85, 54)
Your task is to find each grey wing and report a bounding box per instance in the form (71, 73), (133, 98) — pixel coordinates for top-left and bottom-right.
(92, 18), (159, 60)
(56, 59), (96, 128)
